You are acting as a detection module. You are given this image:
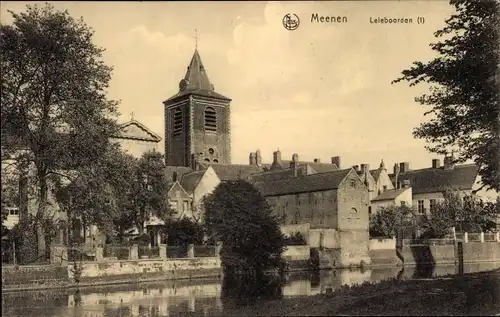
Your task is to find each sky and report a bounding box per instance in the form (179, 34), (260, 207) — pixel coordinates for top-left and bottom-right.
(1, 0), (458, 171)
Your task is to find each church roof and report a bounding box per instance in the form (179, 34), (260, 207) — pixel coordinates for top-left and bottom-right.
(254, 168), (353, 197)
(114, 119), (162, 142)
(198, 163), (262, 182)
(164, 49), (231, 103)
(388, 164), (479, 195)
(165, 166), (193, 183)
(180, 170), (206, 194)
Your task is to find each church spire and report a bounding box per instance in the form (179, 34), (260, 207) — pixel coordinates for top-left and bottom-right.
(178, 41), (214, 92)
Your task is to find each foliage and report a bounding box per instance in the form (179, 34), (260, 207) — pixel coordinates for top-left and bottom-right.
(130, 150), (171, 232)
(283, 231), (307, 246)
(204, 179), (286, 278)
(392, 0), (500, 191)
(6, 215), (57, 264)
(1, 3), (120, 255)
(419, 188), (499, 238)
(55, 145), (137, 242)
(163, 217), (204, 246)
(369, 205), (415, 238)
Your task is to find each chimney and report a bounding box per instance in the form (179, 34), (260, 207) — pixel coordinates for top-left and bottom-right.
(249, 152), (257, 165)
(256, 150), (262, 166)
(360, 164), (370, 174)
(353, 165), (360, 172)
(273, 149), (283, 167)
(292, 153), (299, 177)
(432, 159), (441, 169)
(443, 153), (455, 170)
(331, 156), (341, 169)
(393, 163), (400, 189)
(313, 158), (321, 163)
(399, 162), (410, 173)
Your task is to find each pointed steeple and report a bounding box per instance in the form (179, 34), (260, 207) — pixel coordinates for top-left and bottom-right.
(179, 49), (214, 92)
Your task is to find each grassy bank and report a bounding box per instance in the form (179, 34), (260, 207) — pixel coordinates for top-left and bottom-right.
(219, 268), (500, 316)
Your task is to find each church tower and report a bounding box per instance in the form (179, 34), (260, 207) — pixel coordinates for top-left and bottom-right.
(163, 49), (231, 167)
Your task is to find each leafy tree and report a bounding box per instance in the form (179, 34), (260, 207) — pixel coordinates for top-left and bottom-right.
(131, 150), (171, 234)
(392, 0), (500, 191)
(1, 4), (120, 258)
(204, 180), (285, 278)
(55, 145), (137, 244)
(419, 189), (499, 238)
(163, 217), (204, 246)
(369, 205), (415, 238)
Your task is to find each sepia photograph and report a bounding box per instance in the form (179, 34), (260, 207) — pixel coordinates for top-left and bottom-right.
(1, 0), (499, 316)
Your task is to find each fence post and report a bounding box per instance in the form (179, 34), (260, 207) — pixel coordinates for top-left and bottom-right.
(480, 232), (485, 243)
(496, 232), (500, 243)
(50, 244), (68, 266)
(215, 241), (222, 257)
(187, 244), (194, 259)
(463, 232), (468, 243)
(159, 244), (167, 260)
(95, 245), (104, 262)
(129, 244), (139, 260)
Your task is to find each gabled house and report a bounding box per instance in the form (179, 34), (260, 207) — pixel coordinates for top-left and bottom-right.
(389, 155), (480, 216)
(370, 187), (413, 214)
(180, 166), (221, 222)
(369, 160), (395, 196)
(253, 167), (371, 267)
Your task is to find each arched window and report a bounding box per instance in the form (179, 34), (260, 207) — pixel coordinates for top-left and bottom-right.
(204, 107), (217, 132)
(213, 159), (219, 163)
(172, 108), (183, 136)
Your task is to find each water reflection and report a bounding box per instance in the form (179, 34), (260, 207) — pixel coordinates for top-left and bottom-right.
(2, 262), (498, 317)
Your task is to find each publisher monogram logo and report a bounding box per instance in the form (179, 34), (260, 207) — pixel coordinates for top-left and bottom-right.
(283, 13), (300, 31)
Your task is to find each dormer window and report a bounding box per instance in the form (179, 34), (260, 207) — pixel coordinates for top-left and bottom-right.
(350, 179), (356, 188)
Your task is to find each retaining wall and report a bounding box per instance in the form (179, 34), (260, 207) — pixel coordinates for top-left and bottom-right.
(401, 242), (500, 266)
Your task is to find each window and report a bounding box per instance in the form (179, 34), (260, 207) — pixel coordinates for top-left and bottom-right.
(368, 206), (372, 216)
(9, 209), (19, 216)
(204, 107), (217, 132)
(183, 201), (189, 212)
(383, 185), (387, 191)
(417, 200), (424, 214)
(213, 159), (219, 163)
(401, 201), (406, 207)
(350, 179), (356, 188)
(172, 108), (183, 136)
(429, 199), (436, 212)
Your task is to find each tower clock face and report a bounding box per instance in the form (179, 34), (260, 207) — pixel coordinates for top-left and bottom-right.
(179, 79), (188, 91)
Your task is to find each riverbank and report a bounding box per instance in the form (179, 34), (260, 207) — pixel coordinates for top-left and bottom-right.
(219, 268), (500, 316)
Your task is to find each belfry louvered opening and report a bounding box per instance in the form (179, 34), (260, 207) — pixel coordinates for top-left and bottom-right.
(172, 108), (183, 136)
(204, 107), (217, 132)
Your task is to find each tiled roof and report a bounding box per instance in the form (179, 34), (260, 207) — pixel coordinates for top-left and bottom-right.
(254, 169), (352, 197)
(208, 164), (263, 181)
(389, 164), (479, 195)
(370, 169), (382, 182)
(248, 169), (296, 183)
(165, 166), (193, 182)
(371, 188), (409, 202)
(180, 170), (206, 194)
(165, 49), (230, 103)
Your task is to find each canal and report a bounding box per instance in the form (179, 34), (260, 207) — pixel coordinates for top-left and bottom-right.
(2, 262), (498, 317)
